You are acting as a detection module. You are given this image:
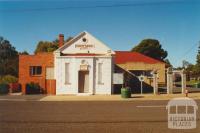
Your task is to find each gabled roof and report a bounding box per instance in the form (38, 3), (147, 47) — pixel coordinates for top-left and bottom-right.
(55, 31), (86, 52)
(55, 31), (115, 55)
(115, 51), (165, 64)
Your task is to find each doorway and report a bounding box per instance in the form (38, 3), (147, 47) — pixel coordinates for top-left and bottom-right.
(78, 71), (89, 93)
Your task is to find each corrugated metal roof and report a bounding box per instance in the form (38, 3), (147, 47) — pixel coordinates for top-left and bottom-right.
(115, 51), (165, 64)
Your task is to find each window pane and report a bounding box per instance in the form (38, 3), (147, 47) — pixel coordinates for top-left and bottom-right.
(36, 66), (42, 75)
(33, 67), (36, 75)
(65, 63), (70, 83)
(98, 63), (103, 84)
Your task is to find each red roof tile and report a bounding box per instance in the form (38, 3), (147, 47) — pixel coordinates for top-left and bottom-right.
(115, 51), (164, 64)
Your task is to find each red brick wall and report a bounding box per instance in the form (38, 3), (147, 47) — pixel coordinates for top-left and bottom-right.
(18, 53), (54, 94)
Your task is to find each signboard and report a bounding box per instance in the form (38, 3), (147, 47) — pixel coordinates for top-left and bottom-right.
(113, 73), (124, 84)
(80, 64), (88, 71)
(75, 44), (94, 50)
(138, 75), (145, 94)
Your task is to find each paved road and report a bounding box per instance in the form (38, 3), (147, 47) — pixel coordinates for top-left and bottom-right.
(0, 100), (199, 133)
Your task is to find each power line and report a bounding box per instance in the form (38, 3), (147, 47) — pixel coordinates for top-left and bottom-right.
(181, 42), (199, 58)
(175, 42), (199, 66)
(0, 0), (195, 13)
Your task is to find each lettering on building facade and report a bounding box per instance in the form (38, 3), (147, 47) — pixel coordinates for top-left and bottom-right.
(75, 44), (95, 50)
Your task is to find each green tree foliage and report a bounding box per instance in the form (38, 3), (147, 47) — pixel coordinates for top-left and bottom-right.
(185, 64), (196, 78)
(164, 59), (172, 67)
(34, 41), (58, 53)
(181, 44), (200, 79)
(182, 60), (191, 68)
(194, 44), (200, 75)
(196, 44), (200, 66)
(131, 39), (168, 61)
(0, 37), (18, 77)
(34, 37), (73, 54)
(0, 75), (18, 84)
(19, 50), (29, 55)
(181, 61), (196, 80)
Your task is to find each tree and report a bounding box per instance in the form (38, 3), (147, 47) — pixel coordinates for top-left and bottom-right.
(182, 60), (191, 69)
(185, 64), (195, 78)
(196, 44), (200, 66)
(164, 59), (172, 67)
(34, 37), (73, 54)
(34, 41), (58, 53)
(182, 62), (195, 80)
(131, 39), (168, 61)
(19, 50), (29, 55)
(195, 43), (200, 75)
(0, 37), (18, 76)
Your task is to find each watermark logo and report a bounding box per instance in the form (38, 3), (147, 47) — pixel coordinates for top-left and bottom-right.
(166, 97), (198, 129)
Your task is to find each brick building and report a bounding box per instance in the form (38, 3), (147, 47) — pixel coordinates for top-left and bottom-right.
(19, 53), (55, 94)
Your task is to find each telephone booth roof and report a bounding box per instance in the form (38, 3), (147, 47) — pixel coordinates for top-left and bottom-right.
(166, 97), (198, 109)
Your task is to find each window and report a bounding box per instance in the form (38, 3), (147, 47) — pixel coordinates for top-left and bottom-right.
(30, 66), (42, 76)
(65, 63), (70, 84)
(82, 38), (87, 42)
(98, 63), (103, 84)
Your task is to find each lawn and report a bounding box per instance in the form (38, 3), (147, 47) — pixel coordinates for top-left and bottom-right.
(175, 80), (200, 86)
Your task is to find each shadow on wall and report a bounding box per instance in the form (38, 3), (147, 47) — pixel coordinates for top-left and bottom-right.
(113, 65), (153, 94)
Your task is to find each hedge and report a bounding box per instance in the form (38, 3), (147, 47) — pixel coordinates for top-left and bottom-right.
(26, 82), (42, 94)
(0, 83), (9, 94)
(9, 83), (21, 93)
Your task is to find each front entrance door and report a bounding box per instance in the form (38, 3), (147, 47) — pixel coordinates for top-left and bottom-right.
(78, 71), (89, 93)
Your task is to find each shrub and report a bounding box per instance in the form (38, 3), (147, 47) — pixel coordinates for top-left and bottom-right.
(9, 83), (21, 93)
(26, 82), (42, 94)
(0, 75), (18, 84)
(0, 83), (9, 94)
(193, 82), (200, 88)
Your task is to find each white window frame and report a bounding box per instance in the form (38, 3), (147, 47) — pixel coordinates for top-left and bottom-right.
(30, 66), (42, 76)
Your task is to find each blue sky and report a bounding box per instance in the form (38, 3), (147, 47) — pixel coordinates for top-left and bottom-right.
(0, 0), (200, 67)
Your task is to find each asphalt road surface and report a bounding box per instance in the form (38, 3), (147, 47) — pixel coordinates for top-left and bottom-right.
(0, 100), (199, 133)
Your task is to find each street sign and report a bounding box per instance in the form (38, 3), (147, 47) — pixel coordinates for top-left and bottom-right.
(113, 73), (124, 84)
(139, 75), (145, 82)
(138, 75), (145, 94)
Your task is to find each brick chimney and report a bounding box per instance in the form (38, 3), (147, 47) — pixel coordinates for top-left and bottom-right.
(59, 34), (64, 48)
